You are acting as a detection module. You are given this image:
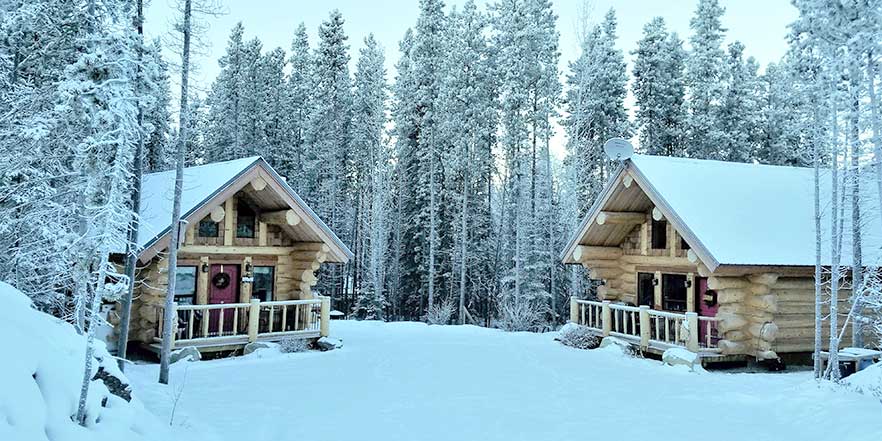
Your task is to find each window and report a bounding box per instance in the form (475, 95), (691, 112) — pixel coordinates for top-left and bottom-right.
(236, 204), (255, 238)
(662, 274), (688, 312)
(198, 217), (219, 237)
(174, 266), (197, 305)
(637, 272), (655, 307)
(651, 219), (667, 249)
(680, 237), (690, 250)
(252, 266), (274, 302)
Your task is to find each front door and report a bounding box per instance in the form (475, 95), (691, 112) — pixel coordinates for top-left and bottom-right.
(209, 264), (239, 335)
(697, 277), (719, 346)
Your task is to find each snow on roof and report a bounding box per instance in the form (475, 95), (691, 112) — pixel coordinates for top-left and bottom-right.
(628, 154), (882, 267)
(137, 157), (261, 250)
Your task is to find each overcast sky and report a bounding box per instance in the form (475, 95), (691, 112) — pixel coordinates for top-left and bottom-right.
(145, 0), (799, 156)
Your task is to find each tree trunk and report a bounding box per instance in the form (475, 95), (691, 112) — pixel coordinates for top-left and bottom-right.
(117, 0), (146, 371)
(828, 110), (842, 381)
(159, 0), (192, 385)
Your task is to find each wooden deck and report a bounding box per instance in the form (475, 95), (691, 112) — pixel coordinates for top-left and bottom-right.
(570, 298), (730, 361)
(148, 297), (330, 353)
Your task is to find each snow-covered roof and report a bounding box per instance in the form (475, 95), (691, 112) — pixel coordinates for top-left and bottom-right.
(136, 157), (353, 263)
(562, 154), (882, 270)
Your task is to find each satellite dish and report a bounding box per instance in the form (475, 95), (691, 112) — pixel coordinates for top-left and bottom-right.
(603, 137), (634, 161)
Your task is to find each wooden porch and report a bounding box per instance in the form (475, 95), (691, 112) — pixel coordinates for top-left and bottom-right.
(148, 297), (331, 353)
(569, 298), (730, 359)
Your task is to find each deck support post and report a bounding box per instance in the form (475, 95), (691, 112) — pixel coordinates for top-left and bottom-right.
(686, 312), (699, 352)
(320, 296), (330, 337)
(639, 305), (651, 348)
(601, 301), (611, 337)
(247, 299), (260, 343)
(569, 297), (579, 324)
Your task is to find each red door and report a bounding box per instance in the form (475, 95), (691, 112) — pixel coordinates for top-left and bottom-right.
(697, 277), (719, 346)
(209, 264), (239, 335)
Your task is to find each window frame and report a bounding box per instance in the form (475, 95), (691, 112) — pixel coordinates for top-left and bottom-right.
(661, 273), (688, 312)
(236, 204), (256, 238)
(197, 217), (219, 238)
(174, 265), (198, 305)
(651, 218), (667, 250)
(252, 266), (275, 302)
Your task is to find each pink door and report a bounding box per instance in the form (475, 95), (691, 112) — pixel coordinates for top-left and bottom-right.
(209, 264), (239, 335)
(697, 277), (719, 346)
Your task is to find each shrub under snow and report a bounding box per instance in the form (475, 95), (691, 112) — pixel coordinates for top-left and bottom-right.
(278, 337), (310, 353)
(0, 281), (176, 441)
(556, 323), (600, 350)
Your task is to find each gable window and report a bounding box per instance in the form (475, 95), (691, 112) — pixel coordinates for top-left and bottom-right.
(236, 204), (256, 238)
(662, 273), (688, 312)
(253, 266), (274, 302)
(198, 217), (219, 237)
(651, 218), (667, 249)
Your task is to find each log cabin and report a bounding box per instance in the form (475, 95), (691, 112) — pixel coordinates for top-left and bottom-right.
(108, 157), (353, 355)
(560, 154), (881, 364)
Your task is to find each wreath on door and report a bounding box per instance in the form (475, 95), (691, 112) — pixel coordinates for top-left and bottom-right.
(212, 272), (231, 289)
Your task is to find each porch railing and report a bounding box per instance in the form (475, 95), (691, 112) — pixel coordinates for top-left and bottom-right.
(569, 298), (721, 353)
(154, 297), (330, 349)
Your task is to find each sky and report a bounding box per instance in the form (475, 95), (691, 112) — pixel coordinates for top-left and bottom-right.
(145, 0), (800, 157)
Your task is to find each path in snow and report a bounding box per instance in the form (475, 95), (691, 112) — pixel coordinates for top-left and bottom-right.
(128, 321), (882, 441)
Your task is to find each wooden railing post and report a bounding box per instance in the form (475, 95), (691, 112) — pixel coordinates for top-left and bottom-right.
(601, 301), (611, 337)
(248, 299), (260, 342)
(639, 305), (650, 349)
(320, 296), (330, 337)
(569, 297), (579, 324)
(686, 312), (699, 352)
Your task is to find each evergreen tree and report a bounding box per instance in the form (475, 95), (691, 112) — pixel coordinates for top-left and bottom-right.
(143, 39), (172, 172)
(685, 0), (727, 159)
(718, 41), (762, 163)
(302, 10), (353, 301)
(351, 35), (388, 319)
(564, 8), (629, 216)
(755, 61), (805, 166)
(203, 23), (247, 162)
(631, 17), (686, 156)
(277, 23), (311, 188)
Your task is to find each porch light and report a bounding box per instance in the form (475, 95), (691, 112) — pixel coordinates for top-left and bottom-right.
(245, 262), (253, 274)
(201, 262), (209, 273)
(685, 280), (692, 288)
(652, 278), (659, 286)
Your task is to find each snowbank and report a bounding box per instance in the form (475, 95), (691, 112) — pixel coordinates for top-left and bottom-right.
(845, 361), (882, 397)
(0, 282), (177, 441)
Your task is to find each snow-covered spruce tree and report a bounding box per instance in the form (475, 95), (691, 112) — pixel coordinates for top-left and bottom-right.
(685, 0), (726, 160)
(493, 0), (561, 330)
(563, 8), (628, 217)
(255, 46), (288, 162)
(302, 10), (354, 304)
(717, 41), (762, 163)
(438, 0), (498, 324)
(755, 60), (806, 166)
(631, 17), (686, 156)
(143, 39), (173, 172)
(0, 0), (88, 313)
(54, 0), (140, 423)
(203, 23), (248, 163)
(351, 34), (389, 320)
(276, 23), (311, 189)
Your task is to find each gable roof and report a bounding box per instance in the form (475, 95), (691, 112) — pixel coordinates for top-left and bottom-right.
(136, 157), (353, 263)
(561, 154), (882, 271)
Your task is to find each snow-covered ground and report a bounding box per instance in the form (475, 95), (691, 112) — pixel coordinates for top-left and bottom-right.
(129, 321), (882, 441)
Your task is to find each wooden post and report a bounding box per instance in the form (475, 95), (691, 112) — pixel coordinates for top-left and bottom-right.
(601, 301), (611, 337)
(686, 312), (699, 352)
(320, 296), (330, 337)
(686, 272), (695, 313)
(247, 299), (260, 342)
(654, 271), (662, 309)
(569, 297), (579, 324)
(258, 221), (267, 246)
(639, 305), (650, 349)
(197, 256), (209, 305)
(223, 198), (234, 246)
(640, 220), (649, 255)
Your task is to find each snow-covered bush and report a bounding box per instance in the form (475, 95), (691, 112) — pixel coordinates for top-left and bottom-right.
(0, 281), (176, 441)
(279, 337), (310, 353)
(845, 362), (882, 398)
(426, 298), (455, 325)
(498, 297), (544, 332)
(556, 323), (600, 349)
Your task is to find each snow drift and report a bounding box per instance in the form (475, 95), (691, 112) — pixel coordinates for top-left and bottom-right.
(0, 282), (176, 441)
